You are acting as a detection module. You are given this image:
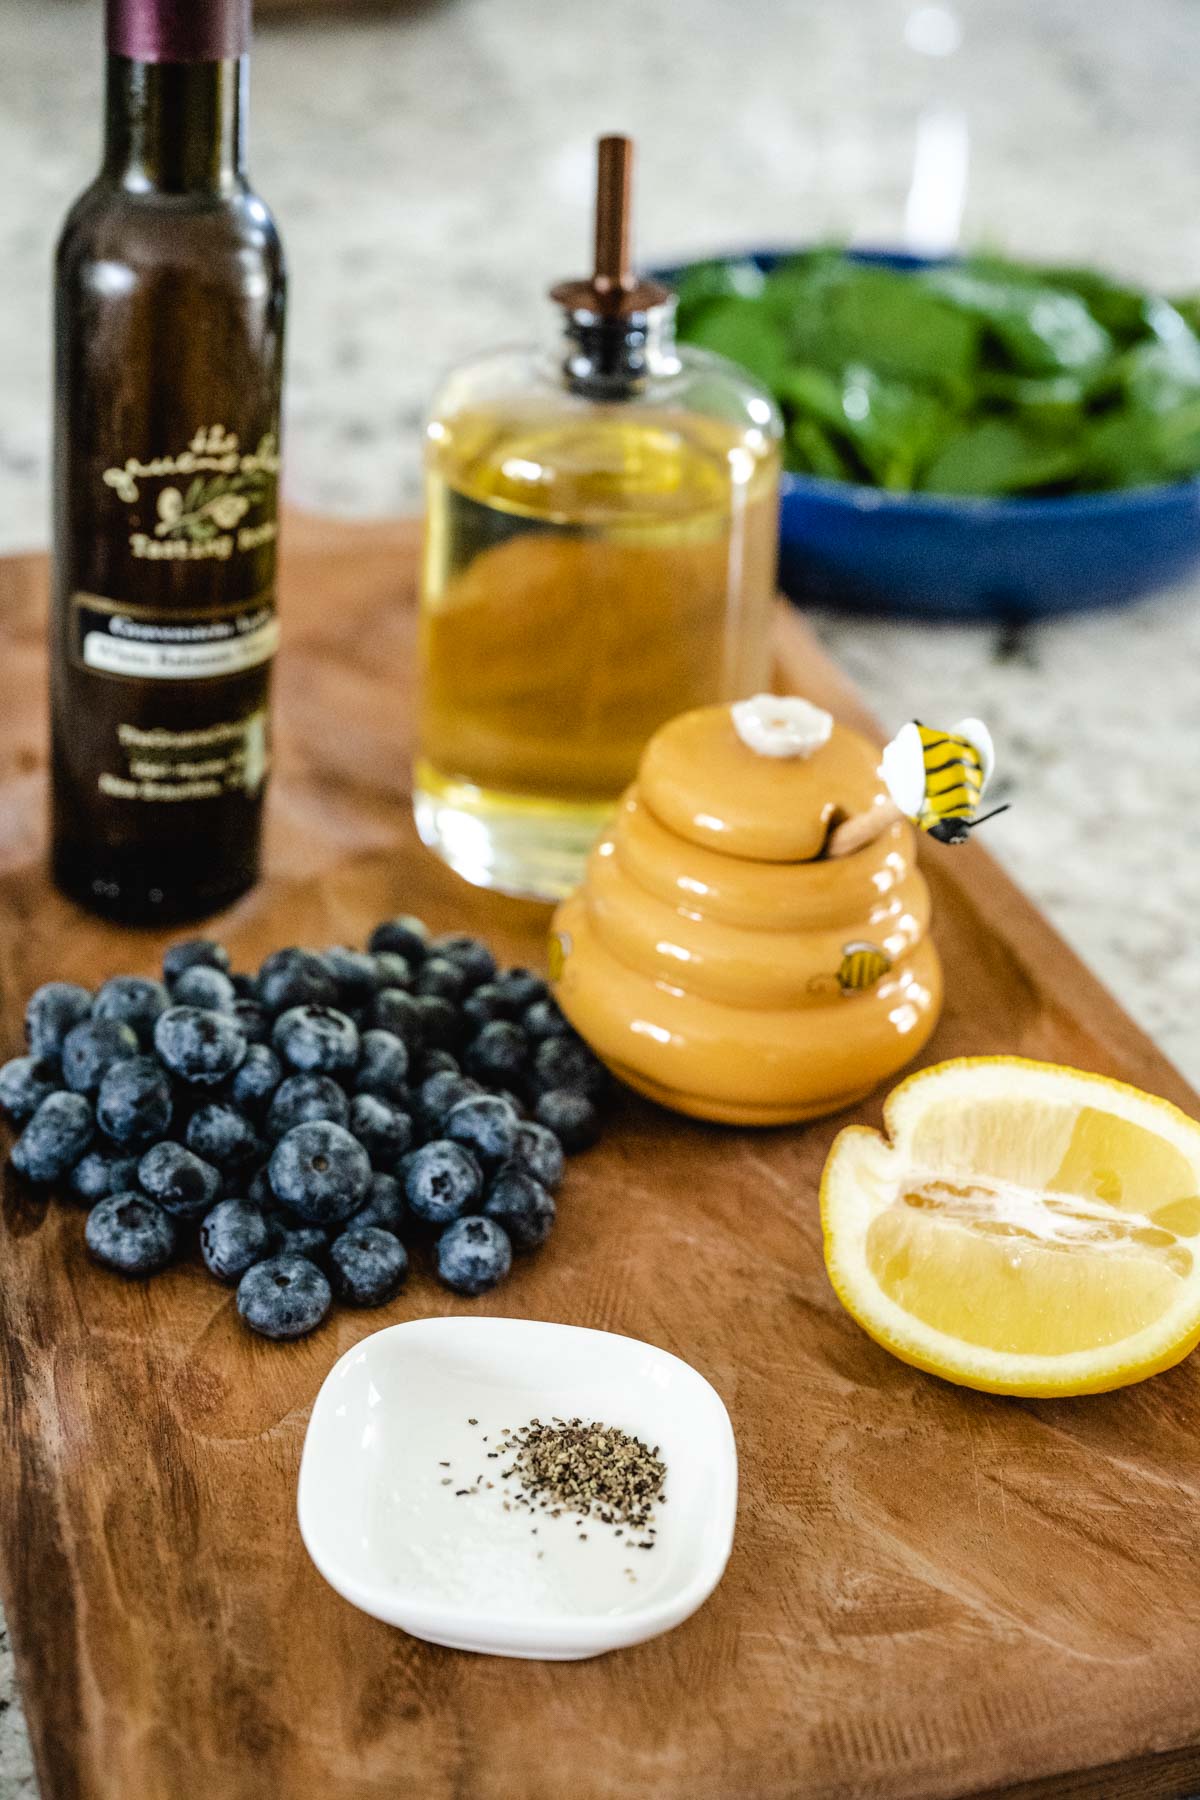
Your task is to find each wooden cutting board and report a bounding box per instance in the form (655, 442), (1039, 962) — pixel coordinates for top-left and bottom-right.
(1, 517), (1199, 1800)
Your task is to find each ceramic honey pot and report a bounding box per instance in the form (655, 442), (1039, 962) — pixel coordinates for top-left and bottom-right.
(549, 696), (953, 1126)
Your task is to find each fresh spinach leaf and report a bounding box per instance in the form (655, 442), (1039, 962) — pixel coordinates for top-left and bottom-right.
(673, 249), (1200, 495)
(920, 419), (1082, 495)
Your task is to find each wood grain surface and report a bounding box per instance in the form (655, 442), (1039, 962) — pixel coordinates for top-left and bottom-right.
(1, 517), (1199, 1800)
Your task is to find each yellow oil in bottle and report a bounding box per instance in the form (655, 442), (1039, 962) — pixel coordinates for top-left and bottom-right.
(415, 404), (781, 899)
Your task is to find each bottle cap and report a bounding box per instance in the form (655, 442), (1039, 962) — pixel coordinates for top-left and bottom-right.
(106, 0), (250, 62)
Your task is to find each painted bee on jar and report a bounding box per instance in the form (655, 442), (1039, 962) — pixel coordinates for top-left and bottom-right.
(836, 942), (893, 995)
(881, 718), (1008, 846)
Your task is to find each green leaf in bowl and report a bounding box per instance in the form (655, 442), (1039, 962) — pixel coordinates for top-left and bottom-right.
(785, 417), (858, 481)
(921, 266), (1112, 375)
(779, 362), (947, 490)
(769, 262), (980, 398)
(673, 259), (766, 336)
(1083, 397), (1200, 488)
(683, 295), (790, 391)
(920, 418), (1083, 495)
(974, 370), (1087, 435)
(973, 257), (1156, 342)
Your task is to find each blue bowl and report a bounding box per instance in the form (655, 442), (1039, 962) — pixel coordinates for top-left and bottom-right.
(660, 248), (1200, 621)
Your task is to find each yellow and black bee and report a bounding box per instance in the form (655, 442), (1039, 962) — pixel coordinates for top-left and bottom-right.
(547, 930), (571, 984)
(837, 941), (893, 995)
(881, 717), (1007, 846)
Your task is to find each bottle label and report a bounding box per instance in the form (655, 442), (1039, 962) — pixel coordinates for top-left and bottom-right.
(100, 712), (270, 804)
(102, 423), (279, 562)
(72, 590), (278, 681)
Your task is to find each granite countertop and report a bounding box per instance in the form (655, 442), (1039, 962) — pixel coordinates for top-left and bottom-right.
(0, 0), (1198, 1789)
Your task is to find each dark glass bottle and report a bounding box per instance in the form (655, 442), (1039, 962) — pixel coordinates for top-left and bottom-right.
(51, 0), (285, 924)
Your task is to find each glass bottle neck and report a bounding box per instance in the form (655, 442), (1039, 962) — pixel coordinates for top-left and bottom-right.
(102, 54), (246, 194)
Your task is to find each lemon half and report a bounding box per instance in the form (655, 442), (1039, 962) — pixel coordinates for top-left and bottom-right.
(821, 1057), (1200, 1396)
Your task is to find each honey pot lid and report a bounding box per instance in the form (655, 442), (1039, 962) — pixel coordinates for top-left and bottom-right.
(637, 697), (888, 863)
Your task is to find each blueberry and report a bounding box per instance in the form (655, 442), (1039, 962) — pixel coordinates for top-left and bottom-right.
(348, 1093), (414, 1168)
(430, 933), (497, 989)
(436, 1215), (512, 1295)
(26, 982), (92, 1059)
(68, 1147), (140, 1206)
(461, 984), (517, 1030)
(85, 1192), (176, 1275)
(418, 1071), (483, 1133)
(352, 1171), (407, 1235)
(328, 1225), (408, 1307)
(163, 938), (231, 983)
(532, 1035), (607, 1101)
(370, 951), (413, 991)
(491, 1088), (528, 1120)
(416, 1049), (460, 1083)
(354, 1028), (411, 1101)
(483, 1164), (556, 1250)
(60, 1018), (140, 1095)
(523, 998), (571, 1041)
(464, 1020), (529, 1087)
(509, 1119), (566, 1190)
(411, 995), (460, 1050)
(272, 1004), (359, 1076)
(324, 946), (383, 1007)
(186, 1103), (262, 1174)
(10, 1091), (94, 1183)
(256, 948), (338, 1015)
(138, 1140), (222, 1218)
(154, 1006), (247, 1087)
(231, 1043), (283, 1114)
(200, 1198), (273, 1282)
(368, 988), (425, 1047)
(247, 1166), (272, 1208)
(492, 968), (549, 1012)
(96, 1055), (173, 1147)
(237, 1255), (332, 1340)
(268, 1121), (370, 1224)
(93, 974), (171, 1041)
(403, 1139), (482, 1224)
(170, 965), (237, 1012)
(265, 1072), (349, 1139)
(231, 973), (258, 1000)
(415, 956), (470, 1003)
(0, 1054), (62, 1123)
(231, 998), (271, 1045)
(445, 1095), (519, 1166)
(264, 1212), (329, 1261)
(534, 1088), (600, 1152)
(368, 915), (430, 963)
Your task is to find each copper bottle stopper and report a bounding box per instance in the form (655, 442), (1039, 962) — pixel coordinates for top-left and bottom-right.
(551, 134), (669, 317)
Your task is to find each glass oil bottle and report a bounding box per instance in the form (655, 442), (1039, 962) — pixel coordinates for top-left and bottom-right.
(415, 136), (782, 902)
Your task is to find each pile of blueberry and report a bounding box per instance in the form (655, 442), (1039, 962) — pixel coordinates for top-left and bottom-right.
(0, 919), (608, 1340)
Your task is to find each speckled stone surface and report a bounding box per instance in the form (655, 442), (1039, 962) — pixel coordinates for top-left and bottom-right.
(0, 0), (1198, 1788)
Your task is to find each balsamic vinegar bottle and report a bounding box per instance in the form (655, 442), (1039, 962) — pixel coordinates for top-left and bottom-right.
(51, 0), (286, 924)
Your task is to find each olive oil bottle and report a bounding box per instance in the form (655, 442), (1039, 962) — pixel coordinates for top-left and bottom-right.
(51, 0), (285, 924)
(417, 137), (781, 902)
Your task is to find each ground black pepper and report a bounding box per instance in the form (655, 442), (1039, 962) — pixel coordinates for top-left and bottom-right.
(438, 1416), (667, 1548)
(496, 1416), (666, 1541)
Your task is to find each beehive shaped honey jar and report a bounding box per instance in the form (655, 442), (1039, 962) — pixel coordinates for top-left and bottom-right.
(550, 696), (943, 1125)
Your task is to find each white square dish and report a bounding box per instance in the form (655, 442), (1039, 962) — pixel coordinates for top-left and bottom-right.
(297, 1315), (738, 1660)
